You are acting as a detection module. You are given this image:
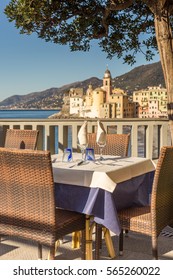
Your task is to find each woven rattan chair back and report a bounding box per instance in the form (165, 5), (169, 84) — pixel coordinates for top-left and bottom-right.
(0, 148), (56, 248)
(0, 148), (86, 259)
(117, 146), (173, 259)
(88, 133), (130, 156)
(4, 129), (39, 150)
(151, 146), (173, 237)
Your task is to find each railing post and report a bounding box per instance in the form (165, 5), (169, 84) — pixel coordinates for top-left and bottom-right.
(58, 124), (63, 154)
(58, 124), (67, 154)
(160, 124), (169, 148)
(32, 124), (37, 130)
(131, 124), (138, 157)
(145, 125), (154, 159)
(37, 126), (44, 150)
(49, 126), (55, 154)
(44, 125), (50, 151)
(72, 124), (78, 152)
(87, 121), (96, 133)
(117, 125), (123, 134)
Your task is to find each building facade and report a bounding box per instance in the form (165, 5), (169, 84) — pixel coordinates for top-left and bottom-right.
(69, 68), (134, 119)
(133, 86), (167, 118)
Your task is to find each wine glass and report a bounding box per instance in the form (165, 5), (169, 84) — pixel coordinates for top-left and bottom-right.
(77, 143), (88, 160)
(97, 140), (106, 160)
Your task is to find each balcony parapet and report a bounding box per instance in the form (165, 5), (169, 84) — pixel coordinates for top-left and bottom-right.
(0, 118), (170, 159)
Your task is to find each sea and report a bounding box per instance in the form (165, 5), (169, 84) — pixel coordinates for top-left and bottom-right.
(0, 109), (58, 119)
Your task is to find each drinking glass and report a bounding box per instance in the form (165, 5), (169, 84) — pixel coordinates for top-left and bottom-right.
(97, 141), (106, 160)
(85, 148), (95, 161)
(62, 148), (73, 162)
(77, 143), (88, 160)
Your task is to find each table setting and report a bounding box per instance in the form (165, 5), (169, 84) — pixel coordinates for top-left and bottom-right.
(52, 120), (156, 193)
(52, 152), (155, 192)
(51, 121), (156, 259)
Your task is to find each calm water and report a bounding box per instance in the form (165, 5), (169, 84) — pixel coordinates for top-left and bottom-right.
(0, 110), (58, 119)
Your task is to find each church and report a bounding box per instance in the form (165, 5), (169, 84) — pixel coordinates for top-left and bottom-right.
(69, 68), (134, 119)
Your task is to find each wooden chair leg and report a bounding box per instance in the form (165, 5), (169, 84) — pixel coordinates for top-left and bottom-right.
(72, 231), (81, 249)
(152, 237), (158, 260)
(103, 227), (116, 258)
(85, 215), (93, 260)
(95, 225), (116, 259)
(81, 230), (86, 260)
(55, 240), (61, 252)
(38, 243), (42, 260)
(48, 246), (55, 260)
(94, 224), (102, 260)
(119, 229), (124, 256)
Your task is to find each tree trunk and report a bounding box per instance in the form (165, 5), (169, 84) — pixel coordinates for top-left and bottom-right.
(154, 9), (173, 143)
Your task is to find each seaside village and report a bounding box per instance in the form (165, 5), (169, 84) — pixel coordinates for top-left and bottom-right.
(58, 68), (168, 119)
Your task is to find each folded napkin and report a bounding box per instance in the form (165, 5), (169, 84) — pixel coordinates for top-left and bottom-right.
(96, 121), (106, 145)
(78, 121), (88, 146)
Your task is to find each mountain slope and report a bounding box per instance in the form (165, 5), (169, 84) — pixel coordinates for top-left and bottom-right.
(0, 77), (101, 109)
(113, 61), (165, 93)
(0, 61), (164, 109)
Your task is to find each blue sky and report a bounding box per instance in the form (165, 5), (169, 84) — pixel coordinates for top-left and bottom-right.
(0, 1), (160, 102)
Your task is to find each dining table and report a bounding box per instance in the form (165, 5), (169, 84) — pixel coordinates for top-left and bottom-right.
(52, 153), (156, 260)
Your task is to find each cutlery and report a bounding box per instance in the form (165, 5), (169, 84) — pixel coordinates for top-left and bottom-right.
(95, 160), (123, 166)
(117, 159), (134, 162)
(69, 160), (85, 168)
(106, 163), (123, 166)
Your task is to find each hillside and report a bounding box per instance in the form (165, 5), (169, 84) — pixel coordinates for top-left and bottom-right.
(0, 77), (102, 109)
(113, 61), (165, 93)
(0, 61), (164, 109)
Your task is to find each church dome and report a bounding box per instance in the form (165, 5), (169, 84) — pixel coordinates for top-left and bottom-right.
(94, 87), (104, 92)
(104, 68), (111, 78)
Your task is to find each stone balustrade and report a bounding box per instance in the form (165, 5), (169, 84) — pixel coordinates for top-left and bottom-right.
(0, 118), (171, 159)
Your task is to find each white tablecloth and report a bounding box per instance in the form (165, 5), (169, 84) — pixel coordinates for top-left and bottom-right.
(52, 154), (155, 193)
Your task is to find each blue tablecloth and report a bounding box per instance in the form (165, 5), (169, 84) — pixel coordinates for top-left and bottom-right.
(55, 171), (154, 235)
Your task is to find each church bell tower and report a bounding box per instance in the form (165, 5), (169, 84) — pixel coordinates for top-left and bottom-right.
(103, 67), (112, 102)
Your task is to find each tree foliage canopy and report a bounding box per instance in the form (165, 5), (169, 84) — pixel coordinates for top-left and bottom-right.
(4, 1), (173, 65)
(3, 0), (160, 65)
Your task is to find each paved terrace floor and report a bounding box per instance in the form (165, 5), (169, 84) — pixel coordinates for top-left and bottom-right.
(0, 227), (173, 260)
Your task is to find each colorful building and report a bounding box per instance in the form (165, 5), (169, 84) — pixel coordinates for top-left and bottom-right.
(69, 68), (134, 118)
(133, 86), (167, 118)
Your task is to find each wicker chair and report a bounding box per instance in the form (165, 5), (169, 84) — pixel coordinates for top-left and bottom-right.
(87, 133), (130, 156)
(0, 148), (86, 260)
(88, 133), (130, 259)
(118, 146), (173, 259)
(4, 129), (39, 150)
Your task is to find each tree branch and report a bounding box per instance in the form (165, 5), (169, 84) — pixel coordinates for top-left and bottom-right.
(100, 0), (134, 36)
(142, 0), (173, 14)
(109, 0), (134, 11)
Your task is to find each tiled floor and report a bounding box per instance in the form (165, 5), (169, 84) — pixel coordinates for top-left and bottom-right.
(0, 227), (173, 260)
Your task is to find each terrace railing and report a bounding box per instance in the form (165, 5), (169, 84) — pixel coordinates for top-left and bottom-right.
(0, 118), (171, 159)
